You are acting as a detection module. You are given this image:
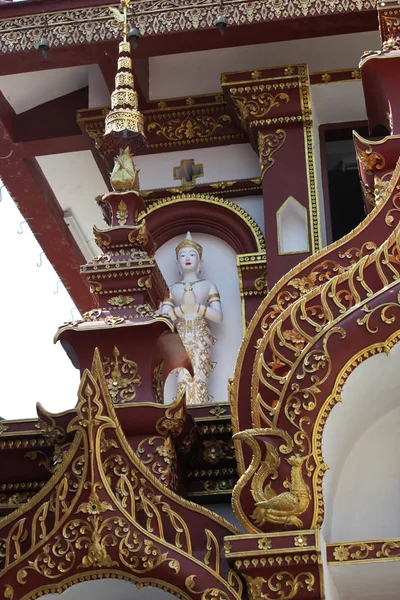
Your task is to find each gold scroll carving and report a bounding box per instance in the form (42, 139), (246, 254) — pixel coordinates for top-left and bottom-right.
(244, 572), (315, 600)
(258, 130), (287, 178)
(147, 113), (232, 142)
(102, 346), (142, 403)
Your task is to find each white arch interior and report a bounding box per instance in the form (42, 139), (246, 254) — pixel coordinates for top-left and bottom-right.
(155, 233), (243, 404)
(322, 341), (400, 542)
(43, 579), (177, 600)
(276, 195), (309, 254)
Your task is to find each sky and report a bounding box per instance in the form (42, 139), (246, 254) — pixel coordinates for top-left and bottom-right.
(0, 183), (81, 420)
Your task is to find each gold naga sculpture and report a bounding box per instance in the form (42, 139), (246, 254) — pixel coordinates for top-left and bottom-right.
(233, 429), (311, 529)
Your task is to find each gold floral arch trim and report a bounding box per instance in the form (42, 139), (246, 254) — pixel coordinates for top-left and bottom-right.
(140, 192), (266, 255)
(230, 158), (400, 476)
(231, 207), (400, 533)
(6, 570), (192, 600)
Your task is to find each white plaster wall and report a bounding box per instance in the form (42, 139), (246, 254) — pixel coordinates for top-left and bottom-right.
(155, 233), (242, 404)
(320, 534), (343, 600)
(233, 195), (265, 236)
(330, 561), (400, 600)
(88, 64), (111, 108)
(149, 31), (380, 99)
(135, 143), (260, 190)
(322, 342), (400, 541)
(330, 405), (400, 541)
(311, 81), (367, 126)
(0, 64), (109, 115)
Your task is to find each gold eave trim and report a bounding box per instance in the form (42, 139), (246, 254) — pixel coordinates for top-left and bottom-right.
(54, 316), (173, 343)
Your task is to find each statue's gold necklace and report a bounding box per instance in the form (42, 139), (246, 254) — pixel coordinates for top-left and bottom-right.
(175, 279), (205, 285)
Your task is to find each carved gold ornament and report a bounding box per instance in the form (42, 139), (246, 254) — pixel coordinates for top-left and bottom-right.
(107, 295), (134, 307)
(257, 537), (272, 550)
(209, 405), (227, 418)
(356, 145), (385, 175)
(117, 198), (128, 225)
(153, 360), (164, 403)
(0, 350), (241, 600)
(0, 3), (379, 55)
(233, 429), (310, 530)
(136, 435), (177, 488)
(233, 91), (290, 122)
(244, 572), (315, 600)
(294, 534), (308, 547)
(327, 538), (400, 564)
(202, 439), (235, 465)
(377, 540), (400, 558)
(102, 346), (142, 403)
(135, 303), (155, 317)
(258, 129), (287, 178)
(110, 148), (141, 193)
(4, 586), (13, 600)
(333, 544), (350, 562)
(251, 452), (311, 528)
(148, 113), (232, 142)
(282, 328), (307, 350)
(375, 173), (392, 205)
(251, 69), (262, 80)
(332, 543), (375, 562)
(254, 271), (268, 292)
(77, 483), (113, 515)
(128, 220), (148, 246)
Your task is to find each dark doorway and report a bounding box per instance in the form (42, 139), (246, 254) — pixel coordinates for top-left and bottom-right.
(321, 123), (369, 243)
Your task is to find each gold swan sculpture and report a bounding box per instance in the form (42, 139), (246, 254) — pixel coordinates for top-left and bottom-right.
(233, 429), (311, 529)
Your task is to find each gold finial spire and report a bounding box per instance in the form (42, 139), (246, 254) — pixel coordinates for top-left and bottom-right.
(104, 0), (146, 150)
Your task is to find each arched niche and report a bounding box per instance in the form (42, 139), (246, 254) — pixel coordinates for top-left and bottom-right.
(156, 233), (242, 404)
(322, 342), (400, 542)
(276, 195), (309, 254)
(142, 193), (265, 256)
(42, 579), (178, 600)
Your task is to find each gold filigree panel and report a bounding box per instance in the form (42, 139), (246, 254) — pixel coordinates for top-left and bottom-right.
(0, 2), (378, 54)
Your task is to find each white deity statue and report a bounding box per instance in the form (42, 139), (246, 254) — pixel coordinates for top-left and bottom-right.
(160, 232), (223, 405)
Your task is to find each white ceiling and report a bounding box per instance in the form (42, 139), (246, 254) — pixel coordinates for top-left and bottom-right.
(0, 63), (110, 114)
(0, 65), (90, 114)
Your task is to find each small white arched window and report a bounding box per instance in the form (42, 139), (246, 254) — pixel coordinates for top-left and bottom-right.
(276, 195), (309, 255)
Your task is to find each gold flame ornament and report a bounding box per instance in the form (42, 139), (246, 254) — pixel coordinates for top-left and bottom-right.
(110, 147), (140, 192)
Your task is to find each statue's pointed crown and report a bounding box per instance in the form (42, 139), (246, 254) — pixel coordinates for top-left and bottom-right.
(175, 232), (203, 259)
